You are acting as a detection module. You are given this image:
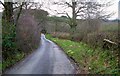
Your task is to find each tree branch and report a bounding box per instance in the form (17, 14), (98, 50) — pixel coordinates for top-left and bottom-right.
(75, 6), (86, 14)
(98, 13), (115, 19)
(15, 2), (24, 26)
(13, 4), (21, 10)
(65, 2), (72, 7)
(66, 13), (72, 20)
(0, 1), (5, 8)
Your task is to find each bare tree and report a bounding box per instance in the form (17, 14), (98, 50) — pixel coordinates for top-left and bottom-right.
(52, 0), (113, 40)
(12, 0), (36, 25)
(0, 0), (43, 25)
(82, 1), (114, 34)
(0, 0), (25, 24)
(51, 0), (84, 39)
(0, 0), (13, 23)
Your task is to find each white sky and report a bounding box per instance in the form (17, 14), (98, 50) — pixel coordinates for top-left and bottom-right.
(0, 0), (119, 19)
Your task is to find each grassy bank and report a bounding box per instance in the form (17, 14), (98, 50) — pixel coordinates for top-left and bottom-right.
(46, 34), (119, 74)
(2, 21), (23, 71)
(2, 52), (25, 71)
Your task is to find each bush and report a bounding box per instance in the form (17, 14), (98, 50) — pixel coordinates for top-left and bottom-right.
(16, 10), (41, 53)
(2, 21), (24, 71)
(2, 21), (17, 60)
(84, 31), (118, 49)
(51, 32), (70, 39)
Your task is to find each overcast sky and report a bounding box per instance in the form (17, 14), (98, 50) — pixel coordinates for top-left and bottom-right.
(0, 0), (119, 19)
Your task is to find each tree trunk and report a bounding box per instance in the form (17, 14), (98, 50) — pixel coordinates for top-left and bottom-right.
(70, 26), (76, 40)
(2, 2), (13, 24)
(72, 1), (77, 28)
(70, 1), (77, 40)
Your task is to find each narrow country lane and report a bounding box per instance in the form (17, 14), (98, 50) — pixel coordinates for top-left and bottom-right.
(4, 34), (75, 74)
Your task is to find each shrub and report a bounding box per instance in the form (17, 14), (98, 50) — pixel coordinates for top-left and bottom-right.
(2, 21), (24, 71)
(85, 31), (118, 49)
(16, 10), (41, 53)
(51, 32), (70, 39)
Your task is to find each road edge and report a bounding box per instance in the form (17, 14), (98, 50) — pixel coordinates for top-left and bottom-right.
(46, 38), (82, 74)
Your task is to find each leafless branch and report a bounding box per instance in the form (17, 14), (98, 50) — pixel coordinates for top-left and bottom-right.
(75, 6), (86, 14)
(98, 12), (115, 19)
(0, 1), (5, 8)
(65, 2), (72, 7)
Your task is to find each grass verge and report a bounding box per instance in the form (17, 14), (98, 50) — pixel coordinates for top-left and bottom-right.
(46, 34), (119, 74)
(2, 51), (25, 72)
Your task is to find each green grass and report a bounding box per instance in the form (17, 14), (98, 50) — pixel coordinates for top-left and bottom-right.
(2, 52), (25, 71)
(100, 24), (118, 32)
(2, 21), (25, 72)
(46, 34), (119, 74)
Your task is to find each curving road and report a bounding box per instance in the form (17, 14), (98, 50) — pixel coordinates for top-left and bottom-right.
(5, 34), (75, 74)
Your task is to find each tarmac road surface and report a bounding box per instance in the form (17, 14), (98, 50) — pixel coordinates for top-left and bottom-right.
(5, 34), (75, 74)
